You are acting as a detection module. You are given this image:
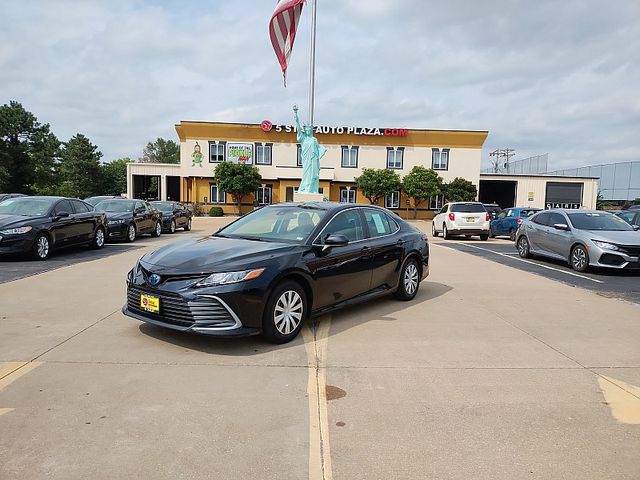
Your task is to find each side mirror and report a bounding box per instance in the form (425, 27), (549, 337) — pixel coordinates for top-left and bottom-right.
(553, 223), (570, 231)
(324, 234), (349, 248)
(135, 207), (145, 214)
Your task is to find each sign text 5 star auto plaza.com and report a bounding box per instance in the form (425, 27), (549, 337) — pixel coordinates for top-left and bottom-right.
(260, 120), (408, 137)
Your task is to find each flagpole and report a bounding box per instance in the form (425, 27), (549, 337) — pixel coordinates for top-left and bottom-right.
(307, 0), (317, 126)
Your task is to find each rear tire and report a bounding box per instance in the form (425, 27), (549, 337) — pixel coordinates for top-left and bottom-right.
(262, 281), (307, 344)
(32, 233), (51, 260)
(151, 221), (162, 237)
(509, 229), (516, 241)
(517, 236), (532, 258)
(489, 227), (495, 238)
(480, 234), (489, 241)
(431, 222), (438, 237)
(443, 224), (450, 240)
(570, 244), (590, 272)
(394, 258), (420, 301)
(184, 217), (192, 231)
(90, 226), (105, 249)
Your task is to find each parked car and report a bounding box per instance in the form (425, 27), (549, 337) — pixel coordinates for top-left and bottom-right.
(84, 195), (125, 207)
(515, 209), (640, 272)
(123, 202), (430, 343)
(616, 210), (640, 227)
(484, 203), (502, 220)
(432, 202), (490, 240)
(490, 207), (542, 241)
(94, 199), (162, 242)
(151, 201), (193, 233)
(0, 196), (107, 260)
(0, 193), (27, 203)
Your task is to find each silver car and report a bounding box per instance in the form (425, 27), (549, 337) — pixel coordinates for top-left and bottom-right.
(515, 209), (640, 272)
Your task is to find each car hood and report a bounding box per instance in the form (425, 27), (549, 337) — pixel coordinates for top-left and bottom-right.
(140, 235), (300, 274)
(103, 212), (132, 220)
(587, 230), (640, 245)
(0, 214), (39, 229)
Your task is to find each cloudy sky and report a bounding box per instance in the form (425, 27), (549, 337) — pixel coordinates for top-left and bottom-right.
(1, 0), (639, 170)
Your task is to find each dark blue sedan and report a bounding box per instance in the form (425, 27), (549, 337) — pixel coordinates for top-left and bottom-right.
(490, 207), (541, 241)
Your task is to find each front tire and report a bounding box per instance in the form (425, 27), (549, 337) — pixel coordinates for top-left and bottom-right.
(32, 233), (51, 260)
(571, 244), (589, 272)
(169, 220), (176, 234)
(184, 217), (192, 231)
(262, 281), (307, 344)
(125, 223), (136, 243)
(517, 236), (532, 258)
(431, 222), (438, 237)
(394, 258), (420, 301)
(151, 221), (162, 237)
(90, 226), (105, 249)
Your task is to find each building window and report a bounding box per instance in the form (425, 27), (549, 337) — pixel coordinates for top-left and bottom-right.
(432, 148), (449, 170)
(209, 141), (226, 163)
(210, 184), (226, 203)
(429, 194), (445, 210)
(339, 187), (356, 203)
(296, 144), (302, 166)
(385, 191), (400, 209)
(387, 147), (404, 169)
(255, 143), (272, 165)
(256, 185), (272, 205)
(341, 146), (358, 168)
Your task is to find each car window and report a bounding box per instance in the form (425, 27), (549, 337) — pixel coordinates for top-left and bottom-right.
(617, 212), (635, 223)
(71, 199), (92, 213)
(176, 203), (184, 210)
(439, 204), (448, 215)
(144, 201), (153, 211)
(322, 209), (364, 242)
(532, 212), (551, 226)
(54, 200), (73, 216)
(135, 201), (145, 211)
(497, 211), (507, 219)
(520, 209), (540, 217)
(548, 213), (566, 226)
(567, 212), (633, 231)
(506, 209), (514, 217)
(0, 197), (54, 216)
(450, 203), (485, 213)
(363, 209), (395, 237)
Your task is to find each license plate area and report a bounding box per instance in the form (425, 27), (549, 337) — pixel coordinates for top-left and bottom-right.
(140, 294), (160, 313)
(466, 217), (477, 222)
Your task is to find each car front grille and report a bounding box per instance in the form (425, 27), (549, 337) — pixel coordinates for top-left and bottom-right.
(127, 285), (237, 329)
(617, 245), (640, 256)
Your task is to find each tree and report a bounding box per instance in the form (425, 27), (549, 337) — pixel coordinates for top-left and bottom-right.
(441, 177), (477, 202)
(214, 162), (262, 215)
(402, 166), (442, 218)
(101, 157), (132, 195)
(355, 168), (402, 204)
(58, 134), (103, 199)
(0, 101), (60, 194)
(139, 137), (180, 164)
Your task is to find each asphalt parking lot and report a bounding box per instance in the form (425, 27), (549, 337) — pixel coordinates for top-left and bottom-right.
(1, 218), (639, 479)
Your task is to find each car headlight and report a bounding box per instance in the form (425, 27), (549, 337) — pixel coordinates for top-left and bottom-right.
(108, 219), (125, 225)
(592, 240), (620, 251)
(0, 226), (32, 235)
(195, 268), (265, 287)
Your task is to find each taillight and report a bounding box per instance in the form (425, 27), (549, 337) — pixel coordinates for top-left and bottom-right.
(516, 217), (522, 224)
(449, 213), (455, 221)
(485, 213), (490, 221)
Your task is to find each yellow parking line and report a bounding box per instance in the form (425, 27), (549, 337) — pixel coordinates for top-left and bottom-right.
(303, 317), (333, 480)
(0, 361), (43, 415)
(598, 375), (640, 425)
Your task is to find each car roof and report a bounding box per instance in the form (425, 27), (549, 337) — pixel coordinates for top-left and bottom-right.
(266, 202), (379, 212)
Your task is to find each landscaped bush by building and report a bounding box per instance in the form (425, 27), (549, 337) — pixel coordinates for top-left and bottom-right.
(209, 206), (224, 217)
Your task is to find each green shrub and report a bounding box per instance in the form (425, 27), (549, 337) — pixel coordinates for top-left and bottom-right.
(208, 206), (224, 217)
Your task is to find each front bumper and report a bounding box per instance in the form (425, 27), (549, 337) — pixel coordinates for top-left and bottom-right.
(107, 223), (128, 239)
(593, 249), (640, 269)
(0, 234), (35, 254)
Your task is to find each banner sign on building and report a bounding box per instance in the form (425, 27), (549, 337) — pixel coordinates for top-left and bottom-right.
(260, 120), (407, 137)
(227, 143), (254, 164)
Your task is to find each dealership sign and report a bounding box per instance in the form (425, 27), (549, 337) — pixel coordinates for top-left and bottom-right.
(545, 203), (580, 209)
(227, 143), (254, 164)
(261, 120), (408, 137)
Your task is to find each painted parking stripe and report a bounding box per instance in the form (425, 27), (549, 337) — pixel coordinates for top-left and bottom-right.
(434, 242), (604, 284)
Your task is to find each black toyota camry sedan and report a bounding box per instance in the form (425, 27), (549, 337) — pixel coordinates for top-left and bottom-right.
(95, 198), (162, 242)
(0, 196), (107, 260)
(123, 202), (430, 343)
(151, 201), (193, 233)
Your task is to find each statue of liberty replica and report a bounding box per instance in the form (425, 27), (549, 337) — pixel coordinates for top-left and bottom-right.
(293, 105), (326, 196)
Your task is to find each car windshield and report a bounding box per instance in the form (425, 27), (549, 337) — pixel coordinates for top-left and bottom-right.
(96, 200), (135, 213)
(451, 203), (485, 213)
(216, 205), (327, 243)
(85, 197), (109, 206)
(152, 202), (174, 212)
(520, 209), (540, 217)
(0, 197), (54, 216)
(567, 212), (634, 231)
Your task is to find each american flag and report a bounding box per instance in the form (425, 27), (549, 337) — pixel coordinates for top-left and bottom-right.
(269, 0), (305, 86)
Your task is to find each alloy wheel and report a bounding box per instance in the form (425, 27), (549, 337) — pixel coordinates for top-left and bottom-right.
(127, 225), (136, 242)
(95, 228), (105, 247)
(572, 246), (588, 271)
(404, 263), (419, 295)
(36, 235), (49, 259)
(170, 220), (176, 233)
(517, 237), (530, 257)
(156, 222), (161, 236)
(274, 290), (303, 335)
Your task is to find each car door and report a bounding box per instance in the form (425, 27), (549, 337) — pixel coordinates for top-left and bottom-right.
(363, 209), (405, 290)
(70, 199), (95, 242)
(543, 212), (573, 259)
(434, 204), (448, 233)
(133, 201), (149, 232)
(144, 201), (157, 231)
(175, 203), (186, 226)
(493, 210), (507, 235)
(50, 199), (76, 245)
(527, 211), (550, 253)
(305, 209), (373, 309)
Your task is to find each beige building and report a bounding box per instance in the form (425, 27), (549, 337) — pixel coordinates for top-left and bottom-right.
(126, 120), (599, 217)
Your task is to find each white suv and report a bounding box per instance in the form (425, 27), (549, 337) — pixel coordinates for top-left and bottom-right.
(432, 202), (490, 240)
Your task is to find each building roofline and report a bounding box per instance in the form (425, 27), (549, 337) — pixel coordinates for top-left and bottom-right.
(480, 173), (599, 180)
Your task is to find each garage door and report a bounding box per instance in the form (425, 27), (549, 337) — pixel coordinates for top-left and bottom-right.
(545, 182), (583, 209)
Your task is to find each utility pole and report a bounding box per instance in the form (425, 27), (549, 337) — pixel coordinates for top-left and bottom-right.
(489, 149), (516, 173)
